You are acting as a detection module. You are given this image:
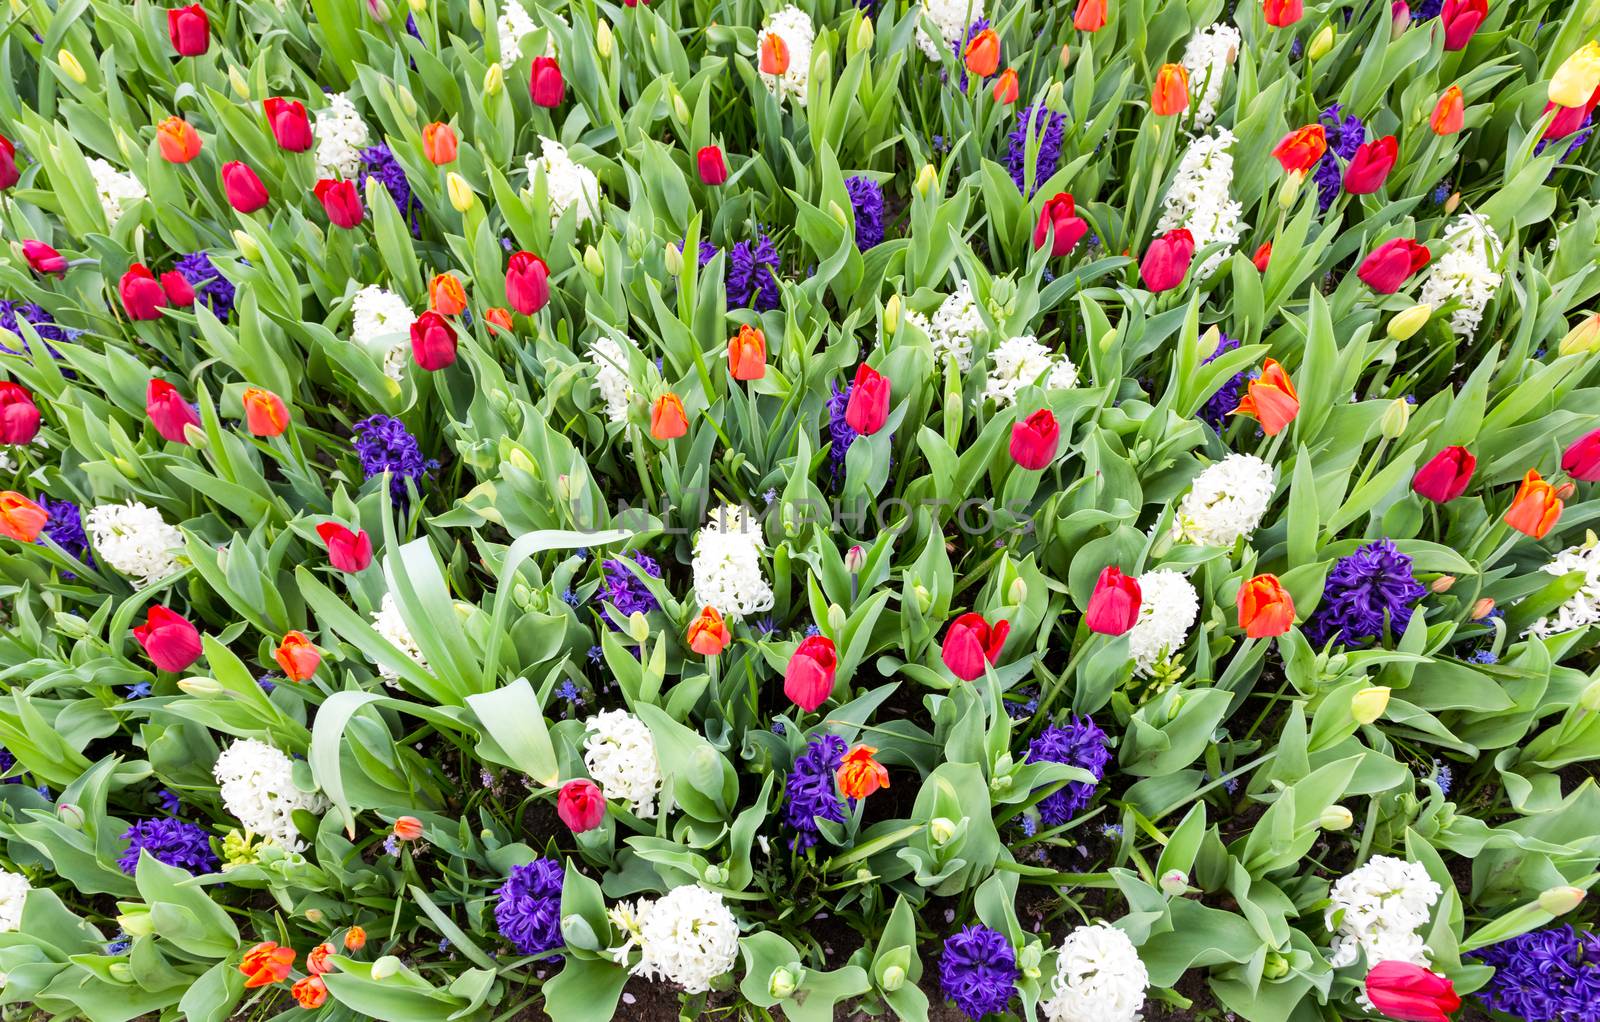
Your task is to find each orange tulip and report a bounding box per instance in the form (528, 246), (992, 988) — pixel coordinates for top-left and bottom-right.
(1231, 359), (1300, 436)
(1237, 574), (1296, 638)
(963, 28), (1000, 79)
(306, 942), (335, 976)
(1151, 64), (1190, 117)
(1271, 124), (1327, 173)
(241, 387), (289, 437)
(1431, 86), (1465, 135)
(422, 122), (458, 165)
(836, 744), (889, 799)
(1505, 469), (1563, 539)
(156, 116), (202, 163)
(992, 68), (1019, 104)
(687, 606), (731, 656)
(394, 815), (424, 841)
(484, 307), (513, 332)
(239, 942), (295, 988)
(0, 492), (48, 543)
(292, 976), (328, 1009)
(1074, 0), (1108, 31)
(273, 630), (320, 682)
(429, 273), (468, 316)
(343, 926), (367, 951)
(729, 324), (767, 381)
(759, 32), (790, 75)
(650, 393), (688, 440)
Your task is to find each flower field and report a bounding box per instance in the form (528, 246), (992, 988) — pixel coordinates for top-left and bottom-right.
(4, 0), (1600, 1018)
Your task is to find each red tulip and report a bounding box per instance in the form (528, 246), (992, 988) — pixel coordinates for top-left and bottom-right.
(1073, 0), (1107, 32)
(167, 4), (210, 56)
(1364, 962), (1460, 1022)
(0, 383), (41, 445)
(1431, 87), (1465, 135)
(1264, 0), (1302, 27)
(557, 779), (606, 833)
(241, 387), (289, 436)
(1562, 428), (1600, 482)
(844, 363), (890, 435)
(1272, 124), (1327, 174)
(263, 98), (313, 151)
(221, 161), (269, 213)
(1231, 359), (1300, 436)
(1033, 192), (1089, 257)
(1252, 242), (1272, 272)
(941, 612), (1010, 680)
(134, 605), (203, 672)
(506, 251), (550, 315)
(1412, 446), (1476, 503)
(1085, 566), (1141, 636)
(1357, 239), (1430, 294)
(120, 264), (168, 320)
(1505, 470), (1564, 539)
(1237, 574), (1295, 638)
(1439, 0), (1485, 52)
(0, 134), (19, 190)
(159, 270), (195, 308)
(422, 122), (458, 166)
(1010, 409), (1060, 470)
(697, 145), (729, 186)
(0, 492), (48, 543)
(314, 178), (363, 229)
(1544, 87), (1600, 139)
(784, 634), (838, 712)
(410, 310), (458, 371)
(529, 56), (565, 107)
(993, 68), (1019, 104)
(146, 379), (200, 443)
(1140, 228), (1195, 292)
(317, 521), (373, 572)
(273, 631), (320, 682)
(22, 240), (65, 275)
(1344, 135), (1398, 194)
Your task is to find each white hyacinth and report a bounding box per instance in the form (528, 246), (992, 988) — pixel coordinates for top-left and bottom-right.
(984, 335), (1080, 407)
(1128, 569), (1200, 676)
(1156, 129), (1246, 280)
(212, 738), (328, 852)
(0, 869), (29, 932)
(370, 592), (428, 684)
(904, 280), (986, 371)
(1417, 213), (1504, 337)
(691, 504), (775, 620)
(1179, 23), (1241, 127)
(626, 884), (740, 994)
(497, 2), (562, 62)
(87, 157), (147, 226)
(588, 337), (637, 424)
(350, 284), (416, 382)
(1041, 922), (1149, 1022)
(1527, 539), (1600, 638)
(758, 5), (815, 108)
(915, 0), (985, 60)
(1172, 453), (1276, 548)
(85, 501), (185, 584)
(1325, 855), (1441, 970)
(584, 709), (663, 818)
(312, 92), (370, 180)
(526, 137), (601, 229)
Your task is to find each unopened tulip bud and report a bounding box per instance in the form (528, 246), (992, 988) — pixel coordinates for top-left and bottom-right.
(1391, 2), (1412, 40)
(915, 163), (937, 198)
(769, 967), (799, 1000)
(1045, 80), (1065, 110)
(232, 229), (261, 261)
(929, 817), (957, 845)
(1319, 805), (1354, 831)
(1008, 577), (1028, 604)
(119, 910), (155, 936)
(1059, 42), (1072, 67)
(1279, 169), (1305, 208)
(364, 175), (387, 209)
(1472, 598), (1495, 620)
(1559, 314), (1600, 356)
(1431, 575), (1456, 594)
(1160, 869), (1188, 895)
(1197, 325), (1221, 360)
(671, 92), (690, 124)
(447, 172), (474, 212)
(57, 49), (86, 84)
(1262, 951), (1290, 980)
(109, 961), (134, 982)
(371, 956), (402, 980)
(1352, 686), (1391, 724)
(507, 447), (535, 474)
(177, 677), (225, 697)
(1388, 303), (1433, 340)
(881, 964), (906, 991)
(1381, 398), (1411, 438)
(1098, 327), (1117, 352)
(845, 545), (866, 572)
(1308, 25), (1335, 61)
(468, 0), (483, 29)
(597, 19), (613, 58)
(703, 864), (727, 885)
(628, 611), (650, 643)
(884, 294), (901, 335)
(828, 199), (849, 228)
(1444, 191), (1461, 214)
(57, 803), (85, 829)
(827, 602), (847, 634)
(304, 908), (324, 924)
(913, 583), (931, 613)
(1539, 885), (1586, 916)
(851, 15), (874, 55)
(664, 243), (683, 275)
(1579, 679), (1600, 712)
(396, 84), (417, 117)
(229, 65), (250, 98)
(483, 62), (504, 97)
(584, 244), (604, 276)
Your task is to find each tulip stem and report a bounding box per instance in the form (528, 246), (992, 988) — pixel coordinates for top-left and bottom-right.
(1032, 633), (1097, 727)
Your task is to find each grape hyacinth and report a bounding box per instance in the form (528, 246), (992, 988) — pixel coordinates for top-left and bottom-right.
(1314, 104), (1365, 212)
(1473, 925), (1600, 1022)
(1198, 333), (1249, 430)
(117, 818), (219, 876)
(1305, 539), (1427, 647)
(352, 415), (438, 505)
(1026, 717), (1111, 826)
(172, 251), (237, 322)
(783, 733), (847, 850)
(494, 858), (565, 956)
(940, 924), (1019, 1020)
(845, 175), (885, 250)
(357, 143), (421, 233)
(1006, 104), (1066, 194)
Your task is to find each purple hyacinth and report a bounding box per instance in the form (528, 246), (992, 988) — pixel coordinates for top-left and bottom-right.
(0, 299), (71, 357)
(1026, 716), (1110, 827)
(1313, 104), (1365, 212)
(1005, 104), (1066, 195)
(1473, 926), (1600, 1022)
(1306, 539), (1427, 647)
(352, 415), (438, 505)
(0, 745), (16, 783)
(825, 383), (861, 480)
(599, 552), (662, 626)
(357, 143), (421, 234)
(172, 252), (237, 323)
(951, 19), (990, 93)
(36, 496), (90, 564)
(939, 925), (1018, 1021)
(1198, 333), (1247, 430)
(784, 734), (847, 850)
(844, 176), (885, 251)
(1536, 110), (1596, 163)
(699, 233), (783, 311)
(493, 858), (565, 956)
(1413, 0), (1442, 18)
(117, 818), (218, 876)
